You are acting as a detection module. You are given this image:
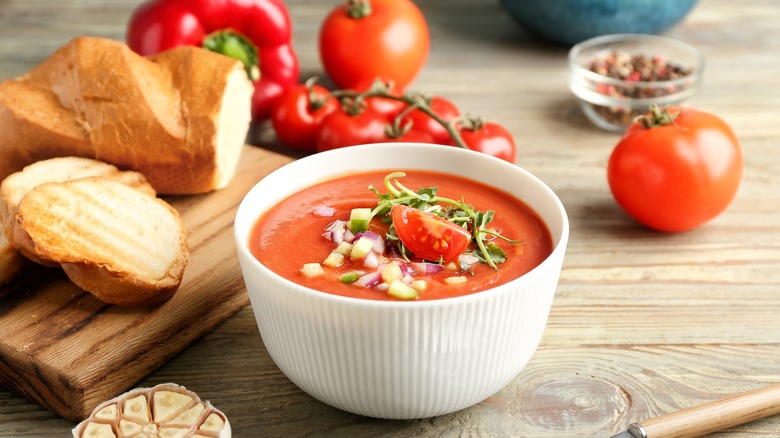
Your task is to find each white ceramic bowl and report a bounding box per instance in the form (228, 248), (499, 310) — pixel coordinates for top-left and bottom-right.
(234, 143), (569, 419)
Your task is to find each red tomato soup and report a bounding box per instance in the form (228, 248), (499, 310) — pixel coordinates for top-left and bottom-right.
(249, 170), (553, 301)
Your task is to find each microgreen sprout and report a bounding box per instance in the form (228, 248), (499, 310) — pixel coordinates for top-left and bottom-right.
(368, 171), (521, 269)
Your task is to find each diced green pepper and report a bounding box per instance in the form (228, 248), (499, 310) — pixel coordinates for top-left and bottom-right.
(348, 208), (371, 233)
(339, 272), (361, 284)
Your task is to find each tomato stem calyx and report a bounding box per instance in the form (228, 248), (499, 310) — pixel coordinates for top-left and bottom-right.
(636, 104), (680, 129)
(346, 0), (372, 19)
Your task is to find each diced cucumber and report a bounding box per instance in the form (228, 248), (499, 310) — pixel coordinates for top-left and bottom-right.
(380, 263), (403, 283)
(348, 208), (372, 233)
(323, 252), (345, 268)
(300, 263), (324, 277)
(387, 280), (418, 300)
(445, 276), (467, 285)
(350, 236), (375, 260)
(411, 280), (428, 291)
(339, 272), (361, 284)
(334, 241), (353, 255)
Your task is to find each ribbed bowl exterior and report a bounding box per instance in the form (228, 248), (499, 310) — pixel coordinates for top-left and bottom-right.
(235, 143), (569, 419)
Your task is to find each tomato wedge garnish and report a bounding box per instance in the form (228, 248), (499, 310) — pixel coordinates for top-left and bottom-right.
(391, 205), (471, 262)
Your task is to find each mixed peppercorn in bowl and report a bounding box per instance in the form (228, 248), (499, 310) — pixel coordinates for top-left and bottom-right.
(568, 33), (704, 131)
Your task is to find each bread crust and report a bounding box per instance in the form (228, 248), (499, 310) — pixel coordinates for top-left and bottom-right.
(0, 37), (253, 195)
(13, 178), (189, 307)
(1, 157), (158, 268)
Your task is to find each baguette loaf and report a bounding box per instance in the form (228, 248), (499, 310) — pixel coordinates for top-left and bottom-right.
(1, 157), (156, 269)
(0, 36), (253, 195)
(13, 178), (189, 306)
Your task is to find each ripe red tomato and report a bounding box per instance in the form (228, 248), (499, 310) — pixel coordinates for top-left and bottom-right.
(403, 96), (460, 144)
(391, 205), (471, 262)
(319, 0), (430, 90)
(271, 84), (339, 152)
(352, 78), (408, 121)
(607, 107), (743, 232)
(455, 122), (517, 162)
(315, 107), (387, 151)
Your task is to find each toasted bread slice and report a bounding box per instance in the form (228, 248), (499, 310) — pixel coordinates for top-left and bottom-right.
(0, 221), (24, 285)
(1, 157), (156, 268)
(13, 178), (188, 306)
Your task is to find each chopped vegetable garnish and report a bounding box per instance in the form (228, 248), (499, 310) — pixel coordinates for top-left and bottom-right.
(305, 171), (524, 300)
(339, 272), (361, 284)
(323, 252), (345, 268)
(445, 276), (468, 285)
(368, 172), (521, 269)
(387, 280), (419, 300)
(348, 208), (372, 233)
(350, 236), (375, 260)
(301, 263), (325, 278)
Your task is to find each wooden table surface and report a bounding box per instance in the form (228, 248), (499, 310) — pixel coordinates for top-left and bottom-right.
(2, 0), (779, 436)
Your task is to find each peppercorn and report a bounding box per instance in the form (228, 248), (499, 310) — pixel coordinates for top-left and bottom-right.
(587, 51), (694, 128)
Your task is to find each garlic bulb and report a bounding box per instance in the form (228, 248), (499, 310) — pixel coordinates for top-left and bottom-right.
(72, 383), (230, 438)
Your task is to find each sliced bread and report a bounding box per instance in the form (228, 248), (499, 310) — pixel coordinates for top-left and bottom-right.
(1, 157), (156, 268)
(13, 177), (189, 306)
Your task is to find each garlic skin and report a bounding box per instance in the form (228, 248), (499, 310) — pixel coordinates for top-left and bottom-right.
(72, 383), (231, 438)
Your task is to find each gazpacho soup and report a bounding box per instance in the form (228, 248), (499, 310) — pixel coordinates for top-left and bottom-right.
(250, 170), (553, 301)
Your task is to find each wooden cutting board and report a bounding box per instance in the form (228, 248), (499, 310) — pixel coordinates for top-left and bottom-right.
(0, 146), (295, 422)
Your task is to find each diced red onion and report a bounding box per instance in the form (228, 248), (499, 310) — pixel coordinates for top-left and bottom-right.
(330, 226), (345, 244)
(372, 238), (385, 254)
(413, 262), (444, 274)
(343, 229), (355, 243)
(355, 272), (382, 288)
(375, 283), (390, 292)
(459, 253), (480, 269)
(363, 251), (380, 268)
(362, 231), (381, 241)
(313, 206), (335, 217)
(401, 274), (414, 285)
(399, 263), (415, 276)
(325, 220), (347, 231)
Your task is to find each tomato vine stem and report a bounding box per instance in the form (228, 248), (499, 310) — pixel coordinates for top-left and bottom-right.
(318, 78), (473, 150)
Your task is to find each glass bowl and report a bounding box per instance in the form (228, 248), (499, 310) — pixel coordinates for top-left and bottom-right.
(568, 33), (704, 132)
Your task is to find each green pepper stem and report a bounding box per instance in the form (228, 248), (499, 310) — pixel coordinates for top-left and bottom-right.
(203, 30), (260, 81)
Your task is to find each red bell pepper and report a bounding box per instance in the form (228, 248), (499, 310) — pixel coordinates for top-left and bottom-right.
(127, 0), (300, 121)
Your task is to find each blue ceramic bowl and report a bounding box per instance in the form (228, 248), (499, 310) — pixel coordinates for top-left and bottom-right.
(499, 0), (699, 45)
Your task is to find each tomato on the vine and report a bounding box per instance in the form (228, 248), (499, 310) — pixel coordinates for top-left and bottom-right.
(607, 106), (743, 232)
(403, 96), (460, 144)
(271, 84), (338, 152)
(315, 106), (387, 151)
(391, 205), (471, 262)
(455, 121), (517, 163)
(352, 78), (408, 121)
(319, 0), (429, 90)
